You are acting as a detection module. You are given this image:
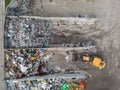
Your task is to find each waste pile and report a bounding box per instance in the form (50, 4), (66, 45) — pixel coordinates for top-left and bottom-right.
(4, 15), (95, 90)
(5, 17), (52, 48)
(5, 49), (87, 79)
(62, 40), (94, 47)
(4, 49), (55, 79)
(4, 17), (95, 48)
(6, 78), (85, 90)
(4, 1), (98, 89)
(7, 0), (31, 15)
(5, 48), (90, 80)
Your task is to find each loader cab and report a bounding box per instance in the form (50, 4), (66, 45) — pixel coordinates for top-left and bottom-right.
(83, 55), (94, 62)
(82, 55), (106, 69)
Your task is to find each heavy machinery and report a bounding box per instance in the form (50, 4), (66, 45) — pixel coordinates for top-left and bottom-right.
(82, 54), (106, 69)
(66, 51), (106, 69)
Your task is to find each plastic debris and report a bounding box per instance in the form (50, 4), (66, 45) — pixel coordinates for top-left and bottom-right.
(6, 78), (85, 90)
(7, 0), (31, 16)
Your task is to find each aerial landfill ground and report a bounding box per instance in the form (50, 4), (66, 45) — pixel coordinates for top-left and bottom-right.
(0, 0), (120, 90)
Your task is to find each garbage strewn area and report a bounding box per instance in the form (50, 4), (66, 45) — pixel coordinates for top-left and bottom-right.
(5, 48), (93, 80)
(3, 0), (120, 90)
(7, 0), (31, 15)
(4, 16), (96, 48)
(4, 17), (51, 48)
(4, 14), (97, 90)
(4, 48), (90, 89)
(6, 78), (86, 90)
(4, 12), (98, 90)
(5, 49), (56, 79)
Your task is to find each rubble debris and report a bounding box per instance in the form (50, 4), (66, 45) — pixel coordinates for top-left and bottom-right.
(7, 0), (31, 15)
(4, 49), (53, 79)
(61, 81), (85, 90)
(3, 16), (96, 90)
(4, 48), (93, 80)
(62, 40), (94, 47)
(6, 78), (86, 90)
(4, 17), (95, 48)
(5, 49), (90, 79)
(5, 17), (52, 48)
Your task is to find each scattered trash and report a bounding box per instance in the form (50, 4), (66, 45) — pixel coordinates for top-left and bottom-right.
(19, 64), (27, 73)
(4, 17), (95, 48)
(5, 49), (87, 79)
(6, 79), (86, 90)
(5, 17), (52, 48)
(4, 1), (99, 90)
(62, 40), (94, 47)
(7, 0), (31, 15)
(4, 49), (54, 79)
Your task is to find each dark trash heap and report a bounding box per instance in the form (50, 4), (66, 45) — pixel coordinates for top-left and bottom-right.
(5, 17), (52, 48)
(6, 78), (64, 90)
(5, 49), (55, 79)
(4, 17), (94, 48)
(6, 78), (84, 90)
(7, 0), (31, 16)
(5, 49), (85, 80)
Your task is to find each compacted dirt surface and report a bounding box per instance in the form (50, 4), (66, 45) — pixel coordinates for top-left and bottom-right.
(82, 0), (120, 90)
(87, 0), (120, 90)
